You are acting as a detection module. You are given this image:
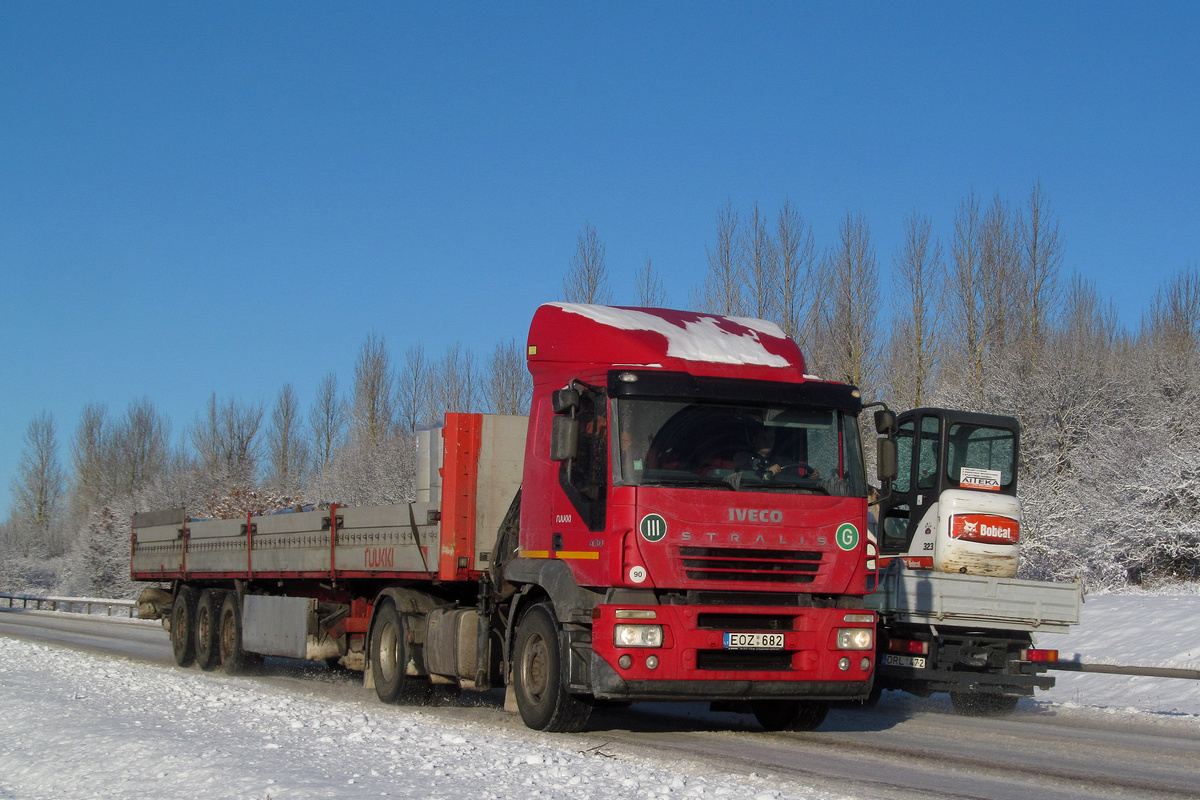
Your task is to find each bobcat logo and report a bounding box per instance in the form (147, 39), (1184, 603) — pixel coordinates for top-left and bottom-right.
(962, 521), (979, 534)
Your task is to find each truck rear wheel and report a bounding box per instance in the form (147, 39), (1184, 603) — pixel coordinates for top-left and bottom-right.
(370, 600), (424, 704)
(512, 603), (592, 732)
(752, 699), (829, 732)
(218, 592), (261, 675)
(170, 585), (198, 667)
(950, 691), (1019, 717)
(194, 589), (224, 671)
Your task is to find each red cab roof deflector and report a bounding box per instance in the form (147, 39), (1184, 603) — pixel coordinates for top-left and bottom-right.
(527, 303), (807, 382)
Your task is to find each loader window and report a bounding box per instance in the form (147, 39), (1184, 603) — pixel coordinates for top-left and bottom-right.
(946, 423), (1015, 489)
(893, 419), (915, 495)
(881, 504), (912, 553)
(917, 415), (941, 489)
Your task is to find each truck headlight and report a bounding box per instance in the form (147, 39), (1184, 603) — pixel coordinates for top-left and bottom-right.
(836, 628), (874, 650)
(614, 624), (664, 648)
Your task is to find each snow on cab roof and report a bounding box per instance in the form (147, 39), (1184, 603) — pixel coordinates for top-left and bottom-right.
(528, 303), (805, 376)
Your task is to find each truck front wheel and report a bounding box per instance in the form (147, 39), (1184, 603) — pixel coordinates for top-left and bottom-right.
(752, 699), (829, 732)
(170, 585), (198, 667)
(370, 600), (424, 704)
(512, 603), (592, 732)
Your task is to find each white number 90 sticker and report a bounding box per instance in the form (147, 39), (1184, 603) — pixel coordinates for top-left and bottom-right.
(628, 566), (647, 584)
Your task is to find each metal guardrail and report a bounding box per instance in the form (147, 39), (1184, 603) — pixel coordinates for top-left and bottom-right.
(1050, 659), (1200, 681)
(0, 592), (137, 618)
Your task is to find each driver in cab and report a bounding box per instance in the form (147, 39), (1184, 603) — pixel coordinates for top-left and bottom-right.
(734, 426), (784, 478)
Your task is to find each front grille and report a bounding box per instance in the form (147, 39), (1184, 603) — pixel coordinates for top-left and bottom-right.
(696, 650), (795, 671)
(686, 590), (806, 607)
(697, 613), (795, 631)
(679, 546), (822, 585)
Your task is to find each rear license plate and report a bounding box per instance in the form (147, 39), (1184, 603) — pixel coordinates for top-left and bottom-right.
(723, 632), (785, 650)
(883, 654), (927, 669)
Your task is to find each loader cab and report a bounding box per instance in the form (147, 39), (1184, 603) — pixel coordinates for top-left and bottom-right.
(877, 408), (1019, 557)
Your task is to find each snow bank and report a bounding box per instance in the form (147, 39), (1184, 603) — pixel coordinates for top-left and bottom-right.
(1034, 594), (1200, 719)
(0, 639), (843, 800)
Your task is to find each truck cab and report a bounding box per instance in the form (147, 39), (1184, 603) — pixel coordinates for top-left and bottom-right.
(501, 304), (883, 731)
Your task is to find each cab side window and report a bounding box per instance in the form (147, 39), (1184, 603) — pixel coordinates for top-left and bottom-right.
(893, 419), (914, 495)
(559, 391), (607, 531)
(916, 415), (941, 490)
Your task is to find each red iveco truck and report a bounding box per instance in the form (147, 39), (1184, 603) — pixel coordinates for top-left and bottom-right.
(134, 303), (889, 732)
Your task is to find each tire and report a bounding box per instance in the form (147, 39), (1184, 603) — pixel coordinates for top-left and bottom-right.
(170, 585), (198, 668)
(218, 593), (261, 675)
(512, 603), (592, 732)
(194, 588), (224, 671)
(370, 600), (425, 704)
(950, 691), (1019, 717)
(752, 699), (830, 732)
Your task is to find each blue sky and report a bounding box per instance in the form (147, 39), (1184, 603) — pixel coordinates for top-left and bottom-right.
(1, 2), (1197, 512)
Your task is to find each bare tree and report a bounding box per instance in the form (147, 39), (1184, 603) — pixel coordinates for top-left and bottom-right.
(351, 333), (396, 446)
(309, 372), (346, 473)
(484, 338), (531, 415)
(692, 201), (743, 315)
(431, 342), (476, 419)
(112, 397), (170, 497)
(398, 344), (430, 432)
(887, 212), (944, 408)
(70, 403), (110, 519)
(979, 193), (1021, 356)
(816, 212), (882, 395)
(775, 200), (819, 346)
(11, 411), (65, 534)
(190, 394), (263, 484)
(563, 223), (612, 304)
(265, 383), (309, 494)
(740, 203), (778, 321)
(634, 258), (666, 307)
(945, 191), (985, 395)
(1145, 265), (1200, 356)
(1017, 179), (1064, 355)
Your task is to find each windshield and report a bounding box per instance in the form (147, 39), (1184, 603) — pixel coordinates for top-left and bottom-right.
(612, 398), (866, 497)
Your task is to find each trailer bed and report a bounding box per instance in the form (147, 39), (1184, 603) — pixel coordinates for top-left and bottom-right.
(865, 563), (1082, 633)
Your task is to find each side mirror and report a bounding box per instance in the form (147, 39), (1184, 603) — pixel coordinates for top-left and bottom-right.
(877, 438), (898, 483)
(874, 408), (897, 436)
(550, 416), (579, 461)
(552, 388), (580, 415)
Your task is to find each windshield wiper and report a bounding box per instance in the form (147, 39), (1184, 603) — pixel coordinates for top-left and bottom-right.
(642, 475), (735, 490)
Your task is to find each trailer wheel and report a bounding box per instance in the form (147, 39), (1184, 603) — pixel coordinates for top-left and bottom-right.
(752, 699), (829, 732)
(950, 691), (1019, 717)
(194, 589), (224, 671)
(512, 603), (592, 732)
(370, 600), (424, 704)
(170, 585), (198, 667)
(218, 593), (261, 675)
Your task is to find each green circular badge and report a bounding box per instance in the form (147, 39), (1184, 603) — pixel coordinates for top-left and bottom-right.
(639, 513), (667, 543)
(835, 522), (860, 551)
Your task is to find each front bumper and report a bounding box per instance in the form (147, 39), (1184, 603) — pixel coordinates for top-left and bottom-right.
(588, 603), (874, 701)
